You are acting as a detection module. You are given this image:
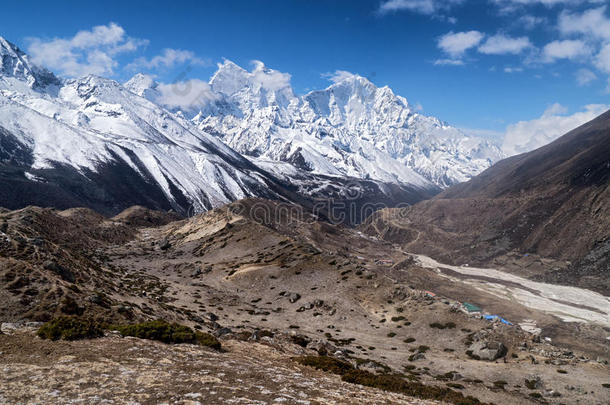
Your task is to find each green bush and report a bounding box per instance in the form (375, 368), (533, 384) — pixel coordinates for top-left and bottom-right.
(294, 355), (354, 375)
(296, 355), (490, 405)
(341, 369), (486, 405)
(112, 320), (221, 350)
(493, 380), (508, 389)
(37, 316), (104, 341)
(430, 322), (456, 329)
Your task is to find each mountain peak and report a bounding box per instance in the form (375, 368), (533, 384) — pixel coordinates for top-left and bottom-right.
(0, 36), (60, 89)
(125, 73), (159, 100)
(210, 59), (250, 96)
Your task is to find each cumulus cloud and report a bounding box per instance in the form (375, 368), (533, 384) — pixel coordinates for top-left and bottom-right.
(250, 60), (292, 91)
(575, 68), (597, 85)
(128, 48), (208, 70)
(156, 79), (219, 110)
(27, 23), (148, 77)
(542, 39), (591, 62)
(478, 34), (532, 55)
(558, 6), (610, 41)
(437, 31), (485, 58)
(378, 0), (463, 15)
(502, 103), (609, 156)
(594, 43), (610, 73)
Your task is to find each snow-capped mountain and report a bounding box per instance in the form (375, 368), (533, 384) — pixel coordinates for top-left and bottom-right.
(161, 60), (503, 189)
(0, 36), (434, 220)
(0, 37), (288, 214)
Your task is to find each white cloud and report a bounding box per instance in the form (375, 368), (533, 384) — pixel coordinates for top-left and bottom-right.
(594, 43), (610, 74)
(378, 0), (463, 15)
(156, 79), (219, 110)
(27, 23), (148, 77)
(517, 15), (547, 29)
(250, 60), (292, 91)
(502, 103), (609, 155)
(433, 58), (465, 66)
(558, 6), (610, 41)
(575, 68), (597, 85)
(478, 34), (532, 55)
(437, 31), (484, 58)
(491, 0), (601, 14)
(504, 66), (524, 73)
(323, 70), (358, 83)
(128, 48), (208, 70)
(542, 39), (591, 62)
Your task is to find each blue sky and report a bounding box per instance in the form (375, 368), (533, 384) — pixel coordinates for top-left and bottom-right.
(1, 0), (609, 142)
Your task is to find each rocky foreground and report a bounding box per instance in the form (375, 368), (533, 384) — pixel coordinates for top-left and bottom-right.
(1, 201), (609, 404)
(0, 325), (436, 405)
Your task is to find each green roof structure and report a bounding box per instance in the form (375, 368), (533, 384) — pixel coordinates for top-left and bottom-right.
(463, 302), (482, 313)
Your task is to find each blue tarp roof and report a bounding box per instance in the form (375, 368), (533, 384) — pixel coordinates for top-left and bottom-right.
(483, 314), (513, 325)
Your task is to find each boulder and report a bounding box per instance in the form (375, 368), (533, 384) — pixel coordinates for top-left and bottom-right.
(159, 238), (171, 250)
(43, 260), (75, 282)
(466, 340), (507, 361)
(287, 292), (301, 303)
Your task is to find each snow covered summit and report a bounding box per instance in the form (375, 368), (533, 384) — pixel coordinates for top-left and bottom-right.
(188, 60), (503, 188)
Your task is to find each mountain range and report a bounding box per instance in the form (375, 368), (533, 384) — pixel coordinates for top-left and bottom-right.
(0, 36), (502, 219)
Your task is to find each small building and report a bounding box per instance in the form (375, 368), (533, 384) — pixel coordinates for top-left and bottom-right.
(462, 302), (482, 313)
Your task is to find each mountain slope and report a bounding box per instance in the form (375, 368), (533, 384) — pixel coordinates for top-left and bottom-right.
(129, 60), (503, 189)
(1, 37), (436, 220)
(361, 109), (610, 294)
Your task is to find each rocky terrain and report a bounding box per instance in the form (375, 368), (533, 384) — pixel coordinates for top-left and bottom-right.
(362, 109), (610, 295)
(1, 199), (608, 404)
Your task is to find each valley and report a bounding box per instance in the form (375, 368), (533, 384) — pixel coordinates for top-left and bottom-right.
(1, 200), (608, 404)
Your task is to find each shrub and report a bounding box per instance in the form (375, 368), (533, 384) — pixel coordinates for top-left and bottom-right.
(296, 355), (489, 405)
(37, 316), (104, 341)
(341, 369), (486, 405)
(404, 337), (416, 343)
(602, 383), (610, 388)
(291, 335), (310, 348)
(294, 355), (354, 375)
(493, 380), (508, 389)
(430, 322), (456, 329)
(112, 320), (221, 350)
(556, 369), (567, 374)
(387, 332), (397, 337)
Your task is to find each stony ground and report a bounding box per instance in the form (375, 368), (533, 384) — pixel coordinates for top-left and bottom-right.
(1, 200), (609, 404)
(0, 329), (436, 405)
